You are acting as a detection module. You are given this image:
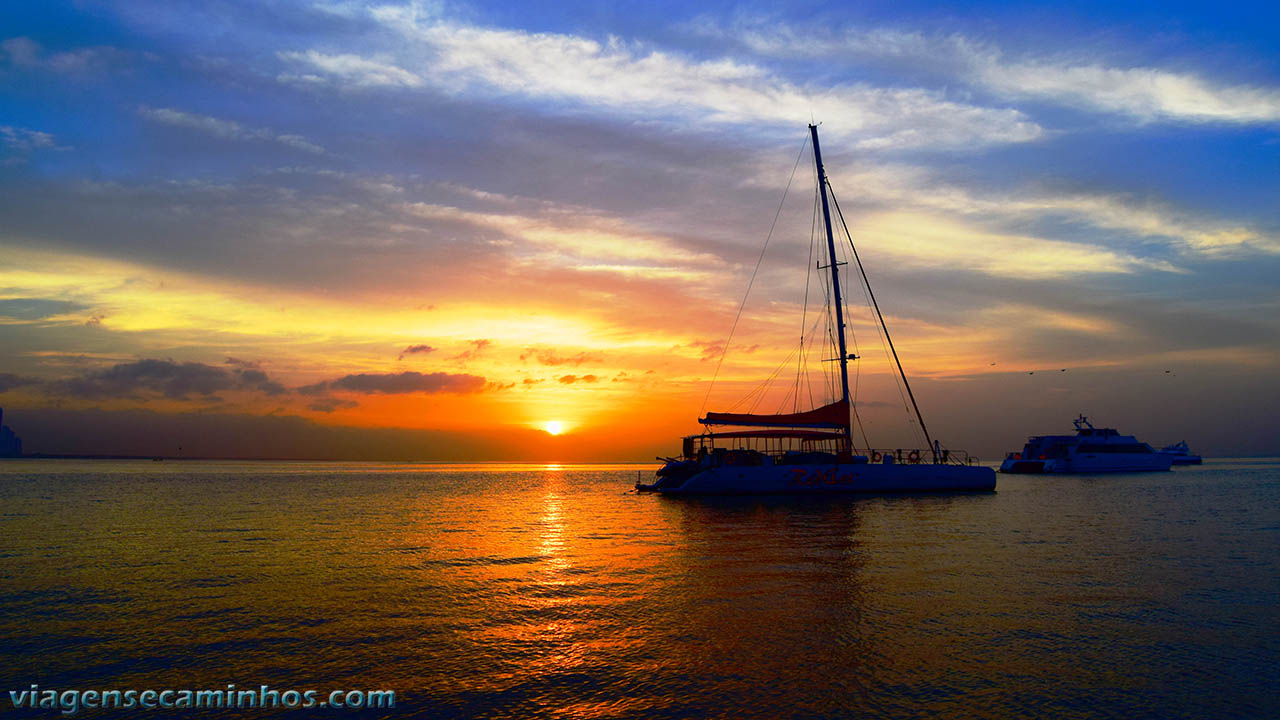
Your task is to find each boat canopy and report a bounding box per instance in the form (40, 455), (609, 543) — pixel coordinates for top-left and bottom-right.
(694, 429), (846, 441)
(680, 428), (847, 458)
(699, 399), (849, 429)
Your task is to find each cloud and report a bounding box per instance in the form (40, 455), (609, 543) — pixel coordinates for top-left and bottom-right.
(138, 106), (325, 154)
(398, 343), (436, 360)
(237, 369), (287, 396)
(557, 374), (599, 384)
(683, 340), (757, 361)
(519, 348), (601, 366)
(278, 13), (1043, 151)
(970, 52), (1280, 125)
(851, 210), (1179, 278)
(295, 381), (330, 396)
(1, 36), (132, 74)
(450, 339), (491, 361)
(276, 50), (423, 87)
(999, 193), (1280, 256)
(308, 397), (359, 413)
(319, 371), (487, 394)
(55, 359), (233, 399)
(0, 373), (42, 393)
(835, 162), (1280, 257)
(1, 37), (42, 65)
(1, 126), (64, 154)
(402, 201), (717, 270)
(47, 358), (289, 400)
(719, 24), (1280, 125)
(0, 298), (87, 321)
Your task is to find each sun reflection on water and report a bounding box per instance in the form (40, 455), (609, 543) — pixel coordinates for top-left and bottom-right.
(3, 462), (1271, 718)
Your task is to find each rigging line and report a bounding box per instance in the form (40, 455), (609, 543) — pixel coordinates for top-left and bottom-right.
(749, 347), (800, 413)
(798, 181), (819, 412)
(784, 310), (830, 414)
(806, 169), (827, 411)
(852, 332), (864, 422)
(824, 224), (873, 452)
(760, 312), (823, 414)
(832, 217), (856, 359)
(802, 303), (818, 410)
(745, 343), (804, 414)
(860, 274), (916, 434)
(852, 403), (873, 453)
(823, 260), (838, 400)
(824, 291), (837, 403)
(827, 184), (935, 455)
(837, 196), (921, 448)
(814, 260), (833, 401)
(796, 163), (821, 412)
(837, 230), (862, 361)
(726, 339), (805, 413)
(823, 181), (892, 392)
(778, 310), (829, 412)
(804, 310), (828, 406)
(778, 377), (797, 413)
(825, 186), (913, 438)
(828, 289), (842, 398)
(837, 226), (869, 432)
(809, 204), (836, 409)
(795, 296), (826, 414)
(700, 135), (810, 417)
(835, 236), (874, 452)
(727, 326), (812, 413)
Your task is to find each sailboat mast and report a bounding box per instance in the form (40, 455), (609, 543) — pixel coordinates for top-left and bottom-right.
(809, 124), (853, 446)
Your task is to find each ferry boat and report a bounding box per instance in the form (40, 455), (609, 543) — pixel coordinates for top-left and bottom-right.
(999, 415), (1173, 474)
(637, 125), (995, 495)
(1159, 440), (1202, 465)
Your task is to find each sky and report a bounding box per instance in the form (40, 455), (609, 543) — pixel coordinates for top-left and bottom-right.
(1, 0), (1278, 460)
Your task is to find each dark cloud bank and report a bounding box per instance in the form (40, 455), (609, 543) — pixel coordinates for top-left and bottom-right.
(50, 358), (287, 400)
(23, 358), (486, 403)
(6, 407), (649, 462)
(301, 371), (485, 395)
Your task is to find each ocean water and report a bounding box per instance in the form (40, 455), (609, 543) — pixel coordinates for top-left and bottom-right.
(0, 458), (1276, 718)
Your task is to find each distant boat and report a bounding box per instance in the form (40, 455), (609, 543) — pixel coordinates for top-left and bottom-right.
(1159, 440), (1202, 465)
(999, 415), (1173, 474)
(637, 125), (995, 495)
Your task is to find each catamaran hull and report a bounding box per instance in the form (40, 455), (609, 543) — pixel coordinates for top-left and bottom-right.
(641, 463), (996, 495)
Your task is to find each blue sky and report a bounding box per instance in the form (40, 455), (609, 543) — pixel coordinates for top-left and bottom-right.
(1, 0), (1278, 458)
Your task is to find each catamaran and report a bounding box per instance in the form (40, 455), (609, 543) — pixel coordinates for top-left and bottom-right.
(637, 125), (995, 495)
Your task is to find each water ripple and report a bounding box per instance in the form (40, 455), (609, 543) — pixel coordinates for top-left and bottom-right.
(0, 460), (1275, 718)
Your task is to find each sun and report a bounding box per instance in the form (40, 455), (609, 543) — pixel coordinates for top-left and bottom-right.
(543, 420), (565, 435)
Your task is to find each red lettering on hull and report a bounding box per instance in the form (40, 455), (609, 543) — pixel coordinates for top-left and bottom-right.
(787, 468), (858, 487)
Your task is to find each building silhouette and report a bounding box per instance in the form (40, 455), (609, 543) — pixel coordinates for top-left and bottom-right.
(0, 407), (23, 458)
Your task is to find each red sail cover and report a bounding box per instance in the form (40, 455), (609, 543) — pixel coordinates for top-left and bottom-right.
(699, 399), (849, 428)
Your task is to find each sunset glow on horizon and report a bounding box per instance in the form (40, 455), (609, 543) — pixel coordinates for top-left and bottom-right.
(2, 1), (1278, 459)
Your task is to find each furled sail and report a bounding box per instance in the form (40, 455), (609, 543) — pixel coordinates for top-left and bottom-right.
(699, 399), (849, 429)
